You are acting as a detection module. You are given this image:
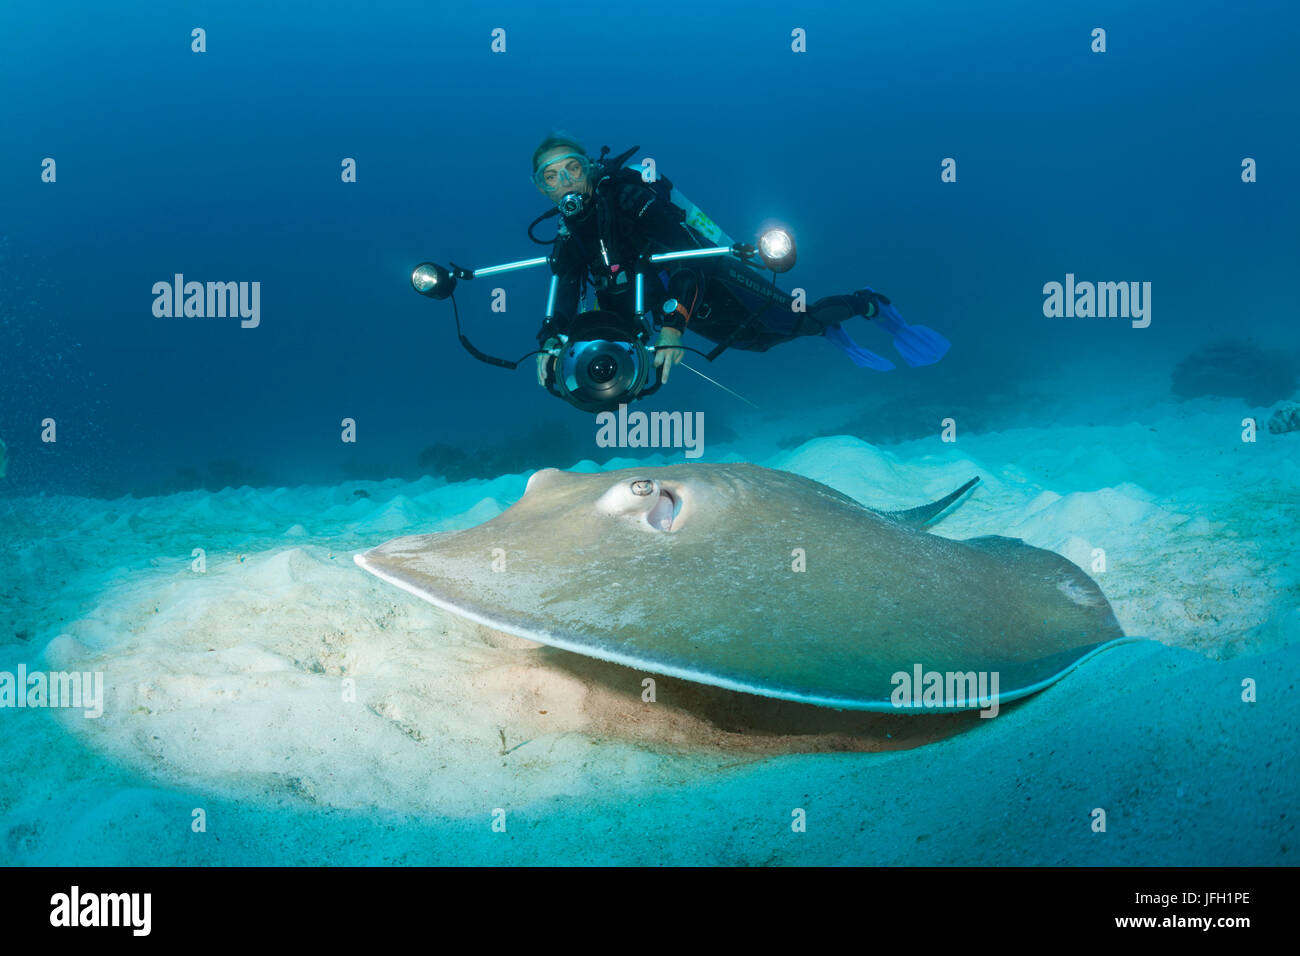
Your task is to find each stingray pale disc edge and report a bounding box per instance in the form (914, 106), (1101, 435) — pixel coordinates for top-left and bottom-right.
(354, 553), (1144, 713)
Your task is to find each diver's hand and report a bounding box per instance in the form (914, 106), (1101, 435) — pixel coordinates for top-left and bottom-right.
(537, 338), (558, 387)
(653, 327), (685, 384)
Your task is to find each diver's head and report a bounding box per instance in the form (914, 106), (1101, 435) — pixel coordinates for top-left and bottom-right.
(532, 133), (593, 207)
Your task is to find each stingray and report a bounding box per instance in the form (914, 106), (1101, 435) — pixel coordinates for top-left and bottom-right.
(355, 464), (1132, 711)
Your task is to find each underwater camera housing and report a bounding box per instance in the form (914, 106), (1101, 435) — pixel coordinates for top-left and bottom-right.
(410, 262), (661, 410)
(547, 309), (661, 414)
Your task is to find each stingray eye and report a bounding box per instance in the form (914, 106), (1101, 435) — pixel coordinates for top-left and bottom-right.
(630, 479), (654, 496)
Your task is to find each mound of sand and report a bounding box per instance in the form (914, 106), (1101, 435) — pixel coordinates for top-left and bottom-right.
(45, 544), (973, 817)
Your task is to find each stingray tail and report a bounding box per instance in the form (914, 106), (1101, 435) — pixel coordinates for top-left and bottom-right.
(881, 476), (981, 527)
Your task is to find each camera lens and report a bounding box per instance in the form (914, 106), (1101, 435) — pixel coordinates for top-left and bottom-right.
(588, 354), (617, 384)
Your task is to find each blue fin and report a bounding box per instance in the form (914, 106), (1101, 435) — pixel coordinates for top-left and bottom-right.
(872, 302), (951, 367)
(824, 324), (896, 370)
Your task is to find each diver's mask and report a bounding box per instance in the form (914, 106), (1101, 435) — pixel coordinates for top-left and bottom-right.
(534, 151), (593, 219)
(533, 152), (591, 192)
(546, 309), (661, 413)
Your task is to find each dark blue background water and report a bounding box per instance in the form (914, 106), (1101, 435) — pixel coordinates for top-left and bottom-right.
(2, 0), (1296, 497)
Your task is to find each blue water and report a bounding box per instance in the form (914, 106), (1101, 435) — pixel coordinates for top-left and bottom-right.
(2, 0), (1295, 497)
(0, 1), (1296, 867)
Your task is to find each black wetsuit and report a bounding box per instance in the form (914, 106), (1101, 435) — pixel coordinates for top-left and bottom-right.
(535, 166), (868, 355)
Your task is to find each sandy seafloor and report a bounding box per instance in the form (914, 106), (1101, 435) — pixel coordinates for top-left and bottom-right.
(1, 380), (1296, 866)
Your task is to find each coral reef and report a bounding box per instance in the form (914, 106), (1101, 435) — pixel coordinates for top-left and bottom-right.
(1267, 401), (1300, 435)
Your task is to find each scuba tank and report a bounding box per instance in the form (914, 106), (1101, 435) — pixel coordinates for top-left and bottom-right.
(623, 160), (737, 248)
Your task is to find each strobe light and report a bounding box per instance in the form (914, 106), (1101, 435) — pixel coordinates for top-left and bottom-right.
(757, 228), (797, 273)
(411, 262), (456, 300)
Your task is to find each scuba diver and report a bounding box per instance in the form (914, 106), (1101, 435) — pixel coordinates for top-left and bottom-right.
(528, 133), (951, 393)
(408, 133), (950, 414)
